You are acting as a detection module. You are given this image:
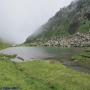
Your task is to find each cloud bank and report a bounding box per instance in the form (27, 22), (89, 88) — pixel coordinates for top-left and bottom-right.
(0, 0), (73, 44)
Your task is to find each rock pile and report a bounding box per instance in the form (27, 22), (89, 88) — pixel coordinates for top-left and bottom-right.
(42, 31), (90, 47)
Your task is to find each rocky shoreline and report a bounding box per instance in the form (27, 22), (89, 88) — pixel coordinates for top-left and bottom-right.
(28, 31), (90, 47)
(44, 31), (90, 47)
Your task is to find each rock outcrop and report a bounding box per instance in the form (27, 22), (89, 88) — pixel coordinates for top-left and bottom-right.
(44, 31), (90, 47)
(29, 31), (90, 47)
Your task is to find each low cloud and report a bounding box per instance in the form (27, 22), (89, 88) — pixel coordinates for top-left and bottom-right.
(0, 0), (73, 44)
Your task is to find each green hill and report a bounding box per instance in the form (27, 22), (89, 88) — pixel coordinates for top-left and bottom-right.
(0, 40), (11, 50)
(25, 0), (90, 47)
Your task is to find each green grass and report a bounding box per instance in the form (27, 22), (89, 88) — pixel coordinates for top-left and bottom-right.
(0, 42), (11, 50)
(78, 20), (90, 33)
(71, 47), (90, 68)
(0, 44), (90, 90)
(0, 60), (90, 90)
(0, 53), (17, 61)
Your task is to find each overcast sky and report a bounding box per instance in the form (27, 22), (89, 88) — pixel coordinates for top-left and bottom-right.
(0, 0), (74, 44)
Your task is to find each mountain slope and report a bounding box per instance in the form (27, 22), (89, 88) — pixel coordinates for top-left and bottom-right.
(25, 0), (90, 47)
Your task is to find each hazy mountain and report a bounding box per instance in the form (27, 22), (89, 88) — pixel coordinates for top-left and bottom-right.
(25, 0), (90, 45)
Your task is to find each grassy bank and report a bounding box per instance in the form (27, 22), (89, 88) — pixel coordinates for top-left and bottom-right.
(0, 59), (90, 90)
(72, 47), (90, 69)
(0, 45), (90, 90)
(0, 42), (11, 50)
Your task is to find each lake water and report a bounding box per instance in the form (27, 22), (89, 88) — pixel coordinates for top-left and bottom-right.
(0, 46), (90, 73)
(0, 47), (81, 61)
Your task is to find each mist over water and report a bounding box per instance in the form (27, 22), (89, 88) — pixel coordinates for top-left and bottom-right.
(0, 0), (73, 44)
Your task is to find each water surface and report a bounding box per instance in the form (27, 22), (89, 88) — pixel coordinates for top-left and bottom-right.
(0, 46), (90, 73)
(0, 47), (81, 61)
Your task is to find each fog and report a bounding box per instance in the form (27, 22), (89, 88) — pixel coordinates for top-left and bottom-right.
(0, 0), (73, 44)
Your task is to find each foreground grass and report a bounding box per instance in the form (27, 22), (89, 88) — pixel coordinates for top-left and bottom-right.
(0, 60), (90, 90)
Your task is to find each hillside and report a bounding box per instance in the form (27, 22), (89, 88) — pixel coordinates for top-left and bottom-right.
(25, 0), (90, 47)
(0, 39), (11, 50)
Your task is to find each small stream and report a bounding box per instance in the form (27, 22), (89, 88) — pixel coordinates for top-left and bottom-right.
(0, 46), (90, 74)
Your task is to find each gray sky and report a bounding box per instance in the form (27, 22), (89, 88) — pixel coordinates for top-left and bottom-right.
(0, 0), (73, 44)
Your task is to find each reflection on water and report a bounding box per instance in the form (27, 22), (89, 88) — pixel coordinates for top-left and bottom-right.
(0, 47), (81, 61)
(0, 47), (90, 73)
